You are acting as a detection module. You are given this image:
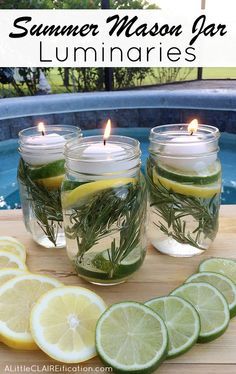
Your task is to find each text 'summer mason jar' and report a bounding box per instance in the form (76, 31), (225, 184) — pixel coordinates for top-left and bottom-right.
(18, 125), (81, 248)
(61, 134), (147, 285)
(146, 123), (221, 257)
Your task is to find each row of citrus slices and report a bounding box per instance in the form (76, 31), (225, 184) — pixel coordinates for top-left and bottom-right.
(96, 258), (236, 373)
(1, 237), (236, 373)
(0, 236), (107, 362)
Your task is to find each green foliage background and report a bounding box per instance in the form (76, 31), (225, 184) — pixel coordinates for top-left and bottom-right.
(0, 0), (158, 9)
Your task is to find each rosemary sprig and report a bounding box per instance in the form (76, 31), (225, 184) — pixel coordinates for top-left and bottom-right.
(18, 159), (63, 246)
(64, 178), (146, 278)
(146, 158), (220, 250)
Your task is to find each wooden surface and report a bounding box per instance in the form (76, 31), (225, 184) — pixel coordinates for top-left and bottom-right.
(0, 206), (236, 374)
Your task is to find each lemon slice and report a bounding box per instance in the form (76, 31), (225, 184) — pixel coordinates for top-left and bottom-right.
(35, 175), (64, 190)
(0, 251), (27, 270)
(0, 269), (27, 287)
(0, 237), (26, 262)
(153, 172), (221, 199)
(30, 286), (107, 363)
(0, 273), (62, 350)
(62, 178), (136, 208)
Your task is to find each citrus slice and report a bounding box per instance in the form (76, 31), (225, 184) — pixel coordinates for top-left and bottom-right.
(156, 161), (221, 185)
(75, 249), (143, 284)
(199, 258), (236, 284)
(94, 247), (143, 277)
(35, 174), (64, 190)
(30, 286), (107, 363)
(0, 273), (62, 350)
(29, 159), (65, 180)
(145, 296), (200, 358)
(101, 246), (142, 266)
(153, 172), (221, 199)
(171, 282), (230, 343)
(62, 178), (136, 208)
(186, 272), (236, 318)
(0, 237), (26, 262)
(0, 269), (27, 287)
(0, 251), (27, 270)
(96, 301), (168, 373)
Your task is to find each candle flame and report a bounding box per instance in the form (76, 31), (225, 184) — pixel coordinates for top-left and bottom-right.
(103, 119), (111, 145)
(38, 122), (45, 135)
(188, 119), (198, 135)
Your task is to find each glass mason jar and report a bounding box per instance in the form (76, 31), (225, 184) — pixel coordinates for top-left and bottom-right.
(18, 125), (81, 248)
(61, 135), (147, 285)
(146, 124), (221, 257)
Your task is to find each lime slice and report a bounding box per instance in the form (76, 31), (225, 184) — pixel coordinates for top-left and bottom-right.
(96, 301), (168, 373)
(171, 282), (230, 343)
(97, 247), (143, 274)
(145, 296), (200, 358)
(29, 159), (65, 180)
(186, 272), (236, 318)
(199, 258), (236, 284)
(156, 161), (221, 185)
(35, 174), (64, 190)
(62, 178), (136, 208)
(75, 250), (143, 284)
(153, 171), (221, 199)
(74, 253), (112, 284)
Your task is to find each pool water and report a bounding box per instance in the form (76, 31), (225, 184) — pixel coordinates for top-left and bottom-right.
(0, 128), (236, 209)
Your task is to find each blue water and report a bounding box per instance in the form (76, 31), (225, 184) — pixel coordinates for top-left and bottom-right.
(0, 128), (236, 209)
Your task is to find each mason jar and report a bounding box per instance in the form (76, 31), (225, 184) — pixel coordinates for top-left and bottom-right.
(18, 125), (81, 248)
(146, 124), (221, 257)
(61, 135), (147, 285)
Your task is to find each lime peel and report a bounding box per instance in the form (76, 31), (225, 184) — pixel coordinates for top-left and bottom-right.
(186, 271), (236, 318)
(171, 282), (230, 343)
(96, 301), (168, 373)
(199, 258), (236, 284)
(145, 295), (200, 358)
(153, 171), (221, 199)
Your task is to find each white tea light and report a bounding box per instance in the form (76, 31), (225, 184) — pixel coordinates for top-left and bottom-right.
(66, 120), (140, 179)
(159, 120), (217, 172)
(20, 123), (66, 165)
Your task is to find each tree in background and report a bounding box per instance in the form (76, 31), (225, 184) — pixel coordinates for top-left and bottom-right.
(0, 0), (157, 9)
(0, 0), (55, 8)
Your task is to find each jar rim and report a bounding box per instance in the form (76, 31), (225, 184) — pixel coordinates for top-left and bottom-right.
(19, 124), (81, 143)
(65, 135), (141, 163)
(150, 124), (220, 145)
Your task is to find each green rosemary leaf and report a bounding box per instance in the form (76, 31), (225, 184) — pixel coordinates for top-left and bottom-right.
(146, 158), (220, 250)
(18, 158), (63, 246)
(64, 178), (147, 272)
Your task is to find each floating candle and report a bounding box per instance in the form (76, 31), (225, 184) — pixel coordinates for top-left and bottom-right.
(19, 124), (80, 166)
(159, 121), (217, 172)
(66, 120), (140, 179)
(20, 122), (66, 165)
